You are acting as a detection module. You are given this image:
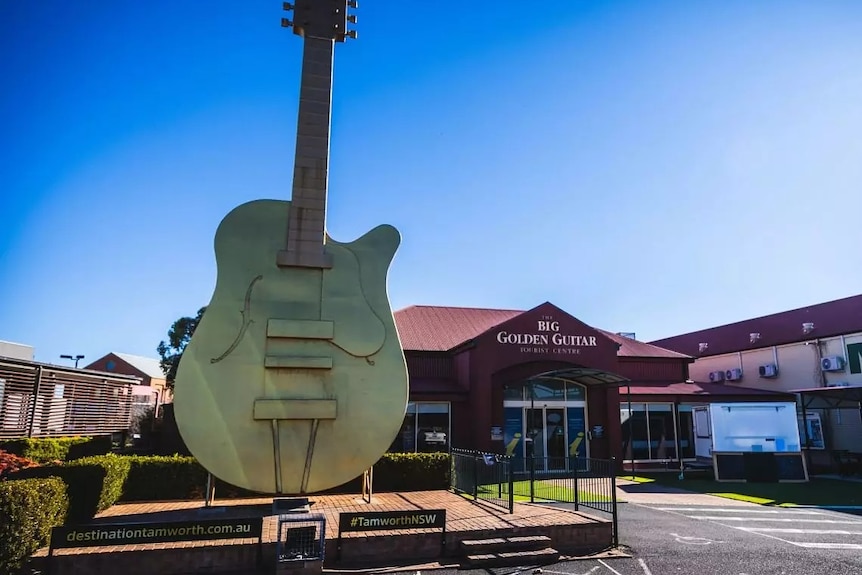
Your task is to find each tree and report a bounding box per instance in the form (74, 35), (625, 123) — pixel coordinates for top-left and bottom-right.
(157, 306), (206, 389)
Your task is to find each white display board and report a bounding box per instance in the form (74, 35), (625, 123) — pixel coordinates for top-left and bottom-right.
(709, 402), (801, 453)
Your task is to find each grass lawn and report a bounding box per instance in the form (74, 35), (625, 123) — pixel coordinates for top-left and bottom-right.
(478, 479), (614, 503)
(619, 472), (862, 507)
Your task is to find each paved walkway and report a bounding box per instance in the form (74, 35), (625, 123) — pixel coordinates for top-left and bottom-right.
(615, 478), (760, 506)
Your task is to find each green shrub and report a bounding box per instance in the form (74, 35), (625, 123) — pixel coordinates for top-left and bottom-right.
(13, 455), (131, 522)
(0, 477), (68, 574)
(121, 455), (263, 501)
(122, 452), (450, 499)
(0, 436), (112, 464)
(66, 436), (113, 460)
(373, 452), (450, 491)
(122, 455), (208, 501)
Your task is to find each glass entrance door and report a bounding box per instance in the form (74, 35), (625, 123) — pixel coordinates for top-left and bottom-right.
(525, 407), (568, 471)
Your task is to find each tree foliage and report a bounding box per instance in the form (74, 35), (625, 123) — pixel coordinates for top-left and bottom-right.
(157, 306), (206, 389)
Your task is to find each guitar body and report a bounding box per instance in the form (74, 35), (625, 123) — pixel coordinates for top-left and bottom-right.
(173, 199), (409, 494)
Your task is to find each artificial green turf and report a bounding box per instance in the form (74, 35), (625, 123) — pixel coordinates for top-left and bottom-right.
(622, 472), (862, 507)
(477, 479), (614, 503)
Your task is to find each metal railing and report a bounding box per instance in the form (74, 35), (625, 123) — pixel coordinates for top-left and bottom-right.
(452, 450), (620, 546)
(451, 448), (514, 513)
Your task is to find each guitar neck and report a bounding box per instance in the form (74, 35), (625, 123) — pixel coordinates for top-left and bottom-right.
(278, 36), (335, 269)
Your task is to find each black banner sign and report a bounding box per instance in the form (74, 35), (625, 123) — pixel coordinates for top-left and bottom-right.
(339, 509), (446, 532)
(50, 516), (264, 549)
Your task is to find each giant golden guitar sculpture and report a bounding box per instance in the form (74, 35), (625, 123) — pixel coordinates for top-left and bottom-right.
(173, 1), (409, 495)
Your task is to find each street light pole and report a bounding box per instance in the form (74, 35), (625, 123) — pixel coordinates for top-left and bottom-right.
(60, 354), (85, 368)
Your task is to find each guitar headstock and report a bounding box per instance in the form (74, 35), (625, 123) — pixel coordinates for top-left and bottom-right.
(281, 0), (358, 42)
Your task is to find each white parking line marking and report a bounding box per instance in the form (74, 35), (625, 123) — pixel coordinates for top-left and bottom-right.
(652, 507), (825, 515)
(793, 542), (862, 550)
(689, 517), (862, 523)
(541, 568), (599, 575)
(634, 501), (862, 550)
(637, 558), (653, 575)
(597, 559), (624, 575)
(738, 527), (862, 535)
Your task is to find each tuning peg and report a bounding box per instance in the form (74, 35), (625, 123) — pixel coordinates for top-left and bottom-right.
(348, 0), (358, 7)
(282, 2), (293, 10)
(346, 29), (357, 39)
(281, 18), (293, 27)
(347, 14), (356, 24)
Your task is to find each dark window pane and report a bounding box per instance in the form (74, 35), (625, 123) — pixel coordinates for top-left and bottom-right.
(388, 403), (416, 453)
(417, 402), (449, 453)
(621, 404), (649, 460)
(679, 411), (695, 458)
(647, 404), (676, 460)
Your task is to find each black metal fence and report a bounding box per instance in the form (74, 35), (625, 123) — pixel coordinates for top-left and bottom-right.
(451, 448), (514, 512)
(450, 450), (619, 547)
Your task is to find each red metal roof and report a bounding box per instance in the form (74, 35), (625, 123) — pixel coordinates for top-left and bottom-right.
(394, 305), (690, 359)
(623, 381), (793, 398)
(395, 305), (521, 352)
(649, 293), (862, 357)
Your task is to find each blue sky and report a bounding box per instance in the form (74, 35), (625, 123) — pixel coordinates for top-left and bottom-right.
(2, 0), (861, 366)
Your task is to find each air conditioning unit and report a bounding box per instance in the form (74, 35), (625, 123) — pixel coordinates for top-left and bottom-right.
(758, 363), (778, 378)
(708, 370), (726, 382)
(725, 368), (743, 381)
(821, 356), (846, 372)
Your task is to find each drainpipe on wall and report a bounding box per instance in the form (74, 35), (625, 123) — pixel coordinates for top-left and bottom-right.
(738, 351), (743, 373)
(772, 346), (779, 369)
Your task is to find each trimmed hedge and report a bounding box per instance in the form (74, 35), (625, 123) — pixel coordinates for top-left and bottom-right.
(122, 455), (207, 501)
(120, 452), (450, 500)
(0, 477), (68, 574)
(9, 451), (450, 518)
(368, 452), (450, 491)
(0, 436), (112, 463)
(14, 455), (131, 522)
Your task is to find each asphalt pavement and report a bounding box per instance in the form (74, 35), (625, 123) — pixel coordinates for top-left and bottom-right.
(398, 502), (862, 575)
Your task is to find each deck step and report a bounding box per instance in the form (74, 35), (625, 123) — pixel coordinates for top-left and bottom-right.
(464, 547), (561, 568)
(460, 535), (553, 554)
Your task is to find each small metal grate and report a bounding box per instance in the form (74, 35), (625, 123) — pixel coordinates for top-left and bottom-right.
(276, 513), (326, 563)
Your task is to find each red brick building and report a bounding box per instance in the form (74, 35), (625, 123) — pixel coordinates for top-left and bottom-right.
(392, 301), (790, 468)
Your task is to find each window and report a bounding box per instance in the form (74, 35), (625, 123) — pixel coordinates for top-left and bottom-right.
(678, 405), (695, 459)
(621, 402), (678, 461)
(503, 379), (584, 402)
(389, 402), (450, 453)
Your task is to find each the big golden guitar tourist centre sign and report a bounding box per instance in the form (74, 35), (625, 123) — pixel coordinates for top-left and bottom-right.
(495, 317), (598, 356)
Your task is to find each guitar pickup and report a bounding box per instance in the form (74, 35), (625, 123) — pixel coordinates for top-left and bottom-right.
(253, 399), (337, 420)
(267, 319), (334, 340)
(264, 356), (332, 369)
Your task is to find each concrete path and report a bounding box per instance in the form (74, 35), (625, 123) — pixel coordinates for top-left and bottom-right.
(615, 477), (760, 506)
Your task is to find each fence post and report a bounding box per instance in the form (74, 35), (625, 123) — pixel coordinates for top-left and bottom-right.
(529, 455), (535, 503)
(610, 457), (619, 548)
(573, 456), (579, 511)
(508, 459), (515, 513)
(472, 452), (478, 500)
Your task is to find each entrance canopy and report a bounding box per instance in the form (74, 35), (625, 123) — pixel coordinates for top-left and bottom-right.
(532, 367), (629, 387)
(791, 385), (862, 410)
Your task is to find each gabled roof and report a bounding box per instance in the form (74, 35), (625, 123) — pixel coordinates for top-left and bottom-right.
(649, 293), (862, 358)
(395, 305), (521, 352)
(393, 305), (690, 359)
(112, 352), (165, 379)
